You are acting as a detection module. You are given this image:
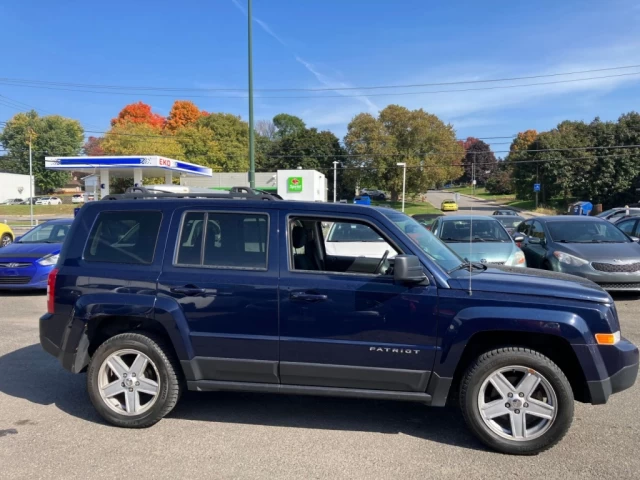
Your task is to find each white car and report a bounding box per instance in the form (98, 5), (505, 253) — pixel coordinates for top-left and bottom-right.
(35, 196), (63, 205)
(71, 194), (84, 204)
(324, 222), (398, 258)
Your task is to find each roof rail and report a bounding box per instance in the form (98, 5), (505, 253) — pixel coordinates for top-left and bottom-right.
(102, 186), (282, 201)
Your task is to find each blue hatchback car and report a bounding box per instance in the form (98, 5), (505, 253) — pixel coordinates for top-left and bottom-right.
(0, 219), (73, 289)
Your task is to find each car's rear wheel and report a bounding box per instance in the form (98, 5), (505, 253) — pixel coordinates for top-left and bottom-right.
(1, 233), (12, 247)
(459, 347), (573, 455)
(87, 332), (182, 428)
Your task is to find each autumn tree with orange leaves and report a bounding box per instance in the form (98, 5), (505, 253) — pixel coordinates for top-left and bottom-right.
(111, 101), (165, 129)
(165, 100), (208, 131)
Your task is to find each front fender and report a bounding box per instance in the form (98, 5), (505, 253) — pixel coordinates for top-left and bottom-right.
(434, 304), (592, 378)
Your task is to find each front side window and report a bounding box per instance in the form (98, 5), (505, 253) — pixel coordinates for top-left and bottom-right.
(290, 217), (399, 275)
(616, 219), (637, 236)
(529, 221), (546, 240)
(175, 211), (268, 269)
(84, 211), (162, 264)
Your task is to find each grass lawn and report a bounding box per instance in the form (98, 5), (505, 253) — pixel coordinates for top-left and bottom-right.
(506, 198), (569, 215)
(450, 186), (516, 203)
(0, 204), (77, 217)
(371, 200), (441, 215)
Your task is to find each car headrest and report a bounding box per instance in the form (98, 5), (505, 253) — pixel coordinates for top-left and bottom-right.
(291, 225), (307, 249)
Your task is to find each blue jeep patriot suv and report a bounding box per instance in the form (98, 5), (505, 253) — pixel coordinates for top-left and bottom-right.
(40, 190), (638, 455)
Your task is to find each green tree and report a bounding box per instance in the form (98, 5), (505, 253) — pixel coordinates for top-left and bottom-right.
(344, 105), (463, 201)
(196, 113), (249, 171)
(273, 113), (306, 138)
(0, 110), (84, 192)
(101, 122), (185, 158)
(176, 125), (225, 171)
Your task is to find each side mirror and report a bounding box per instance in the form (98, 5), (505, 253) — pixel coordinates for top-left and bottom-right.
(394, 255), (427, 284)
(14, 236), (22, 242)
(631, 236), (640, 243)
(529, 237), (542, 245)
(513, 235), (525, 243)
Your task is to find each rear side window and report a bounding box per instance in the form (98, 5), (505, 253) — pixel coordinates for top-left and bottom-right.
(84, 211), (162, 264)
(175, 211), (268, 269)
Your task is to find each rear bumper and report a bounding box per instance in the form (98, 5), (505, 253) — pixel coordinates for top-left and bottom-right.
(576, 339), (639, 404)
(39, 312), (89, 373)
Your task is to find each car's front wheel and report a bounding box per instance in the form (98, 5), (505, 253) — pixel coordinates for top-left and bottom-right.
(1, 233), (12, 247)
(459, 347), (574, 455)
(87, 332), (183, 428)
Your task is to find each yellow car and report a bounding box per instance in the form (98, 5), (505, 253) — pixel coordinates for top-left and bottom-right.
(441, 200), (459, 212)
(0, 223), (14, 247)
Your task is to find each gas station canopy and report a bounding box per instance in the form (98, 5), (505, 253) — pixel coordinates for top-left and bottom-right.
(45, 155), (212, 197)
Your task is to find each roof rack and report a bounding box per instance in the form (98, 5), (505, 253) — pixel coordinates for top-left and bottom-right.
(102, 186), (282, 201)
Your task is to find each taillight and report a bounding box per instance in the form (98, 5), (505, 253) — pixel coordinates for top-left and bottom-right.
(47, 268), (59, 314)
(515, 242), (522, 248)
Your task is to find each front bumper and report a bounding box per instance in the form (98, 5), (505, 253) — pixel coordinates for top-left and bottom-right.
(551, 260), (640, 290)
(575, 339), (639, 404)
(0, 264), (51, 289)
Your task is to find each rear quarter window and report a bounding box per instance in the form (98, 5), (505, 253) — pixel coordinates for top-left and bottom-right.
(84, 211), (162, 264)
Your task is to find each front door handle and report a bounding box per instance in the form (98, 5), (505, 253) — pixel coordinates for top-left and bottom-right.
(170, 286), (207, 296)
(290, 291), (328, 302)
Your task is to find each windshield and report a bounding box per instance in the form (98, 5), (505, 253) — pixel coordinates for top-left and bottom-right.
(496, 217), (524, 229)
(327, 222), (384, 242)
(548, 221), (630, 243)
(18, 222), (70, 243)
(439, 219), (511, 243)
(383, 211), (463, 272)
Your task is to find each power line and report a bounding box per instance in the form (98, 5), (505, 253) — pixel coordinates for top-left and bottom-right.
(1, 64), (639, 93)
(1, 71), (639, 99)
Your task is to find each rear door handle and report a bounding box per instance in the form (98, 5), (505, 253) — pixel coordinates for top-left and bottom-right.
(170, 286), (207, 296)
(290, 291), (328, 302)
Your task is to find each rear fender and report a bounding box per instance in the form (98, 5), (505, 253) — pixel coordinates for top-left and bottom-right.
(63, 293), (193, 372)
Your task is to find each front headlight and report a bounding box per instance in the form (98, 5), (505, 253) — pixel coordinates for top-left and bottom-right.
(37, 253), (59, 266)
(553, 251), (589, 267)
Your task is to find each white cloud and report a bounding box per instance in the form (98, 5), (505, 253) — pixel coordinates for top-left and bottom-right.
(230, 0), (378, 115)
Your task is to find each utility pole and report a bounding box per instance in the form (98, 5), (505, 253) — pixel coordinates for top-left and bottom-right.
(247, 0), (255, 188)
(536, 163), (539, 210)
(397, 162), (407, 213)
(333, 161), (338, 202)
(28, 130), (34, 226)
(472, 158), (476, 196)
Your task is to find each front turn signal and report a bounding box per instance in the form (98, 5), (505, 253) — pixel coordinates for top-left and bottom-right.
(595, 331), (621, 345)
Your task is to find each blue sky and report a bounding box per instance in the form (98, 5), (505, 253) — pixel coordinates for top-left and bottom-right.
(1, 0), (640, 153)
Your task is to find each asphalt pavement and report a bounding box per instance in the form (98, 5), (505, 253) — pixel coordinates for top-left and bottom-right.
(1, 292), (639, 479)
(427, 190), (532, 217)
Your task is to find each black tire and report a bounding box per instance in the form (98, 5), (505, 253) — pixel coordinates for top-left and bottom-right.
(87, 332), (182, 428)
(459, 347), (574, 455)
(1, 233), (12, 247)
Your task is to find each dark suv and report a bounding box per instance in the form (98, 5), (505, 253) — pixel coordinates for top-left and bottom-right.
(40, 191), (638, 455)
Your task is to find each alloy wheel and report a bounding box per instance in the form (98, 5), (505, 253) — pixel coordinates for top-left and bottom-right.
(477, 365), (558, 441)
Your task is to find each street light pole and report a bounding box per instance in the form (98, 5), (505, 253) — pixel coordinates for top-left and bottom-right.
(247, 0), (255, 188)
(333, 161), (338, 203)
(28, 132), (34, 226)
(397, 162), (406, 213)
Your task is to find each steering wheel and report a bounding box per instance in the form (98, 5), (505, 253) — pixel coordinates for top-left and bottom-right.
(375, 250), (390, 274)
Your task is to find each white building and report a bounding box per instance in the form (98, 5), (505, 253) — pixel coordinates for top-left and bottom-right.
(0, 172), (35, 202)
